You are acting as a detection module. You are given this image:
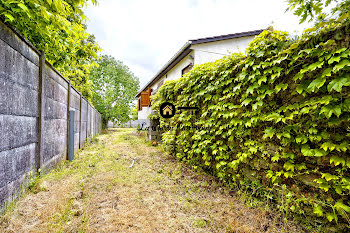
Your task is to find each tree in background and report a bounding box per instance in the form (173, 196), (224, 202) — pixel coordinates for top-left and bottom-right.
(287, 0), (350, 23)
(90, 55), (139, 128)
(0, 0), (100, 98)
(131, 105), (138, 121)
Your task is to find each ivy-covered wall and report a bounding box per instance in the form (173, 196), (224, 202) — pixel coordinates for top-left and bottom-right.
(151, 18), (350, 231)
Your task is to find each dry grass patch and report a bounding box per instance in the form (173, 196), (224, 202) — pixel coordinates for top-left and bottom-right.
(0, 129), (300, 232)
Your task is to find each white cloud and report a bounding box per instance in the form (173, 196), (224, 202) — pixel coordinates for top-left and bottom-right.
(85, 0), (311, 89)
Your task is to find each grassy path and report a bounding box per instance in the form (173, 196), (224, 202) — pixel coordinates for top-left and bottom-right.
(0, 129), (299, 232)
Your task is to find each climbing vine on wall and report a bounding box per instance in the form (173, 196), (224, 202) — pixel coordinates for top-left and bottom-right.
(151, 16), (350, 230)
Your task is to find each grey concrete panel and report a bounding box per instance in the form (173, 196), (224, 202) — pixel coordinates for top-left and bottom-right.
(0, 143), (36, 188)
(44, 98), (67, 120)
(0, 115), (37, 152)
(0, 173), (27, 209)
(80, 121), (87, 146)
(81, 99), (87, 122)
(0, 21), (40, 66)
(41, 149), (65, 172)
(45, 65), (69, 90)
(0, 75), (39, 117)
(87, 105), (91, 138)
(0, 39), (39, 91)
(45, 66), (68, 105)
(42, 119), (67, 164)
(70, 89), (80, 110)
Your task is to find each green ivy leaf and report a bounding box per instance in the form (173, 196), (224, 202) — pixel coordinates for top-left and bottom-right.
(321, 141), (336, 151)
(322, 173), (339, 181)
(321, 67), (333, 77)
(326, 212), (337, 222)
(295, 163), (306, 170)
(320, 105), (342, 118)
(258, 76), (267, 85)
(282, 132), (291, 138)
(241, 98), (252, 106)
(17, 3), (28, 12)
(283, 161), (295, 171)
(330, 156), (346, 166)
(313, 205), (323, 217)
(296, 80), (310, 94)
(314, 149), (328, 157)
(293, 72), (303, 81)
(335, 201), (350, 213)
(275, 83), (288, 93)
(307, 61), (324, 71)
(336, 142), (348, 152)
(301, 145), (328, 157)
(271, 154), (281, 162)
(335, 185), (343, 195)
(307, 76), (326, 92)
(296, 134), (308, 144)
(266, 112), (283, 122)
(327, 74), (350, 92)
(284, 171), (293, 178)
(333, 59), (350, 72)
(301, 145), (313, 156)
(328, 56), (342, 64)
(263, 127), (275, 139)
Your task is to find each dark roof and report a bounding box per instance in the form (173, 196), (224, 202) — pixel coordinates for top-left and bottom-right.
(136, 28), (265, 98)
(189, 29), (264, 44)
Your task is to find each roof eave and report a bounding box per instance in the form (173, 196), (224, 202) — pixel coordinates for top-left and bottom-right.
(135, 28), (266, 98)
(189, 29), (264, 44)
(135, 42), (192, 98)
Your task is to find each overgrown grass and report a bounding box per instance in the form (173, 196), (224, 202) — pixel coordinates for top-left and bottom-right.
(0, 129), (301, 232)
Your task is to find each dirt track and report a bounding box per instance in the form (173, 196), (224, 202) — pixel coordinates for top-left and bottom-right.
(0, 129), (299, 232)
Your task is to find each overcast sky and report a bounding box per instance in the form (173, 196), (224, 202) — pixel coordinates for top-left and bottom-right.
(84, 0), (311, 90)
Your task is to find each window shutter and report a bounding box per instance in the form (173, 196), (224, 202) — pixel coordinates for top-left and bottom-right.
(141, 91), (150, 107)
(140, 88), (152, 108)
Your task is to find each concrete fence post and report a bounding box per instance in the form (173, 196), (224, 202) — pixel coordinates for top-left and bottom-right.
(37, 52), (45, 173)
(67, 81), (71, 160)
(68, 110), (75, 161)
(79, 93), (82, 149)
(86, 103), (89, 141)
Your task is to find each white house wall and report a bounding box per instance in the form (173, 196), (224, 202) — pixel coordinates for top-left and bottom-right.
(138, 36), (258, 122)
(138, 105), (152, 120)
(152, 52), (195, 93)
(165, 52), (194, 82)
(192, 36), (256, 65)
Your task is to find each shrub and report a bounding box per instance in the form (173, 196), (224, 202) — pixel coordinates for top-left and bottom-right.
(151, 17), (350, 231)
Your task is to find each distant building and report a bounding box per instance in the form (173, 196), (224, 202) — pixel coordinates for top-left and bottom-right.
(136, 29), (265, 125)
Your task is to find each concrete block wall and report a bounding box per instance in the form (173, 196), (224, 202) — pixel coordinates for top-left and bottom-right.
(0, 20), (102, 208)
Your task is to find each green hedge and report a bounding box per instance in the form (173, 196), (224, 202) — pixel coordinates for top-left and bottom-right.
(151, 18), (350, 231)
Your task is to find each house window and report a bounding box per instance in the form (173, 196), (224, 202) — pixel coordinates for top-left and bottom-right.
(138, 98), (141, 111)
(182, 63), (193, 76)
